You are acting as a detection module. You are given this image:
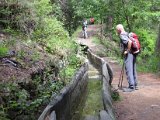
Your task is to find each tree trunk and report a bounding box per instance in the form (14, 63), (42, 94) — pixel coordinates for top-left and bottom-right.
(107, 16), (113, 40)
(156, 24), (160, 52)
(121, 0), (131, 31)
(156, 24), (160, 72)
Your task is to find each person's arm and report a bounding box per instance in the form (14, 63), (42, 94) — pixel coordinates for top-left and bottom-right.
(120, 33), (132, 55)
(124, 39), (132, 55)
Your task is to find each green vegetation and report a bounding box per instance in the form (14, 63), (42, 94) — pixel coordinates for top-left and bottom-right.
(0, 76), (64, 120)
(135, 28), (159, 72)
(68, 0), (160, 72)
(92, 36), (120, 58)
(111, 90), (121, 101)
(0, 0), (84, 119)
(0, 0), (160, 119)
(0, 46), (8, 58)
(103, 0), (160, 72)
(70, 0), (108, 23)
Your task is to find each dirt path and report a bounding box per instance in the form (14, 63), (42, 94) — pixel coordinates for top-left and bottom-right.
(77, 25), (160, 120)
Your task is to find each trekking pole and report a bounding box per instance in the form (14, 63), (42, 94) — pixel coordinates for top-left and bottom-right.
(120, 62), (125, 88)
(118, 61), (125, 89)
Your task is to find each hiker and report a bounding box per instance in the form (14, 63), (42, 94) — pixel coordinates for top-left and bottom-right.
(82, 19), (88, 39)
(116, 24), (138, 92)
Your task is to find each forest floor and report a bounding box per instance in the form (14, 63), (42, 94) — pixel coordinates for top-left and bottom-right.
(77, 25), (160, 120)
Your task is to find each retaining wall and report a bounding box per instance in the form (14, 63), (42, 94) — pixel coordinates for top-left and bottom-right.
(87, 49), (115, 120)
(39, 48), (115, 120)
(38, 63), (88, 120)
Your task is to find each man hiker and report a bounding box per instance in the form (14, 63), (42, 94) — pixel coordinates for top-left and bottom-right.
(116, 24), (138, 92)
(82, 19), (88, 39)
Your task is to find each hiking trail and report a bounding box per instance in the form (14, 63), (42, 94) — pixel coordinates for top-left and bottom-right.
(77, 25), (160, 120)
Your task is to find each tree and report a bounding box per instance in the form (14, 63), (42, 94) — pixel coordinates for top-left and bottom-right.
(156, 24), (160, 51)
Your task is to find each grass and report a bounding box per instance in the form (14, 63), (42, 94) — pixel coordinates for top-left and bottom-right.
(92, 36), (101, 44)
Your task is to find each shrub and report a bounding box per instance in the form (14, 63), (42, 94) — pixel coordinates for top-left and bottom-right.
(0, 46), (8, 57)
(135, 28), (156, 58)
(134, 28), (158, 72)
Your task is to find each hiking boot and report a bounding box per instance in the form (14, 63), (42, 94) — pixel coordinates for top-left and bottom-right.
(123, 87), (134, 92)
(135, 86), (139, 90)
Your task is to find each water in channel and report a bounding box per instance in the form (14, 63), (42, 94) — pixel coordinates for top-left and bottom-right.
(72, 78), (103, 120)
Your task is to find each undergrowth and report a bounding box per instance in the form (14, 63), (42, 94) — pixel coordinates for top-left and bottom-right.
(0, 0), (84, 119)
(0, 46), (8, 58)
(93, 30), (159, 73)
(92, 35), (121, 59)
(111, 90), (121, 101)
(0, 74), (64, 120)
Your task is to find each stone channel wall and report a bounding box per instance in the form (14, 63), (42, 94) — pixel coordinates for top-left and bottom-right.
(87, 49), (115, 120)
(38, 63), (88, 120)
(39, 48), (115, 120)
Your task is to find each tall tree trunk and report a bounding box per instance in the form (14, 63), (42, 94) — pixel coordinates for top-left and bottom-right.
(108, 16), (113, 40)
(121, 0), (131, 31)
(156, 24), (160, 71)
(105, 0), (114, 41)
(156, 24), (160, 52)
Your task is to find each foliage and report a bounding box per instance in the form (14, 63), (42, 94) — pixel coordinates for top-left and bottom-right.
(34, 0), (52, 17)
(0, 73), (64, 120)
(59, 54), (84, 84)
(135, 28), (156, 58)
(101, 0), (160, 72)
(0, 0), (63, 35)
(70, 0), (108, 23)
(111, 90), (121, 101)
(0, 0), (81, 71)
(0, 46), (8, 58)
(33, 17), (70, 51)
(71, 26), (82, 39)
(0, 0), (83, 119)
(92, 36), (120, 57)
(137, 54), (160, 72)
(59, 67), (75, 84)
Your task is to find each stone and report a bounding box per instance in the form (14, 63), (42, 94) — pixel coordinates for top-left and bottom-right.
(83, 115), (99, 120)
(99, 110), (112, 120)
(49, 111), (56, 120)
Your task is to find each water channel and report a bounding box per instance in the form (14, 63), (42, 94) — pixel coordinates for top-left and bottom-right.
(72, 65), (103, 120)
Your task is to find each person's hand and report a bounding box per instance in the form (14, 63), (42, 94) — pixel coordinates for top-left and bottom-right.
(124, 50), (128, 55)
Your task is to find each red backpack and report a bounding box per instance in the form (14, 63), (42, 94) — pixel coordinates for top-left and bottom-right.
(128, 32), (141, 54)
(90, 18), (94, 24)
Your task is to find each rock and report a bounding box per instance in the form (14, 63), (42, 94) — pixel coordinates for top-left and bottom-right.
(49, 111), (56, 120)
(83, 115), (99, 120)
(99, 110), (112, 120)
